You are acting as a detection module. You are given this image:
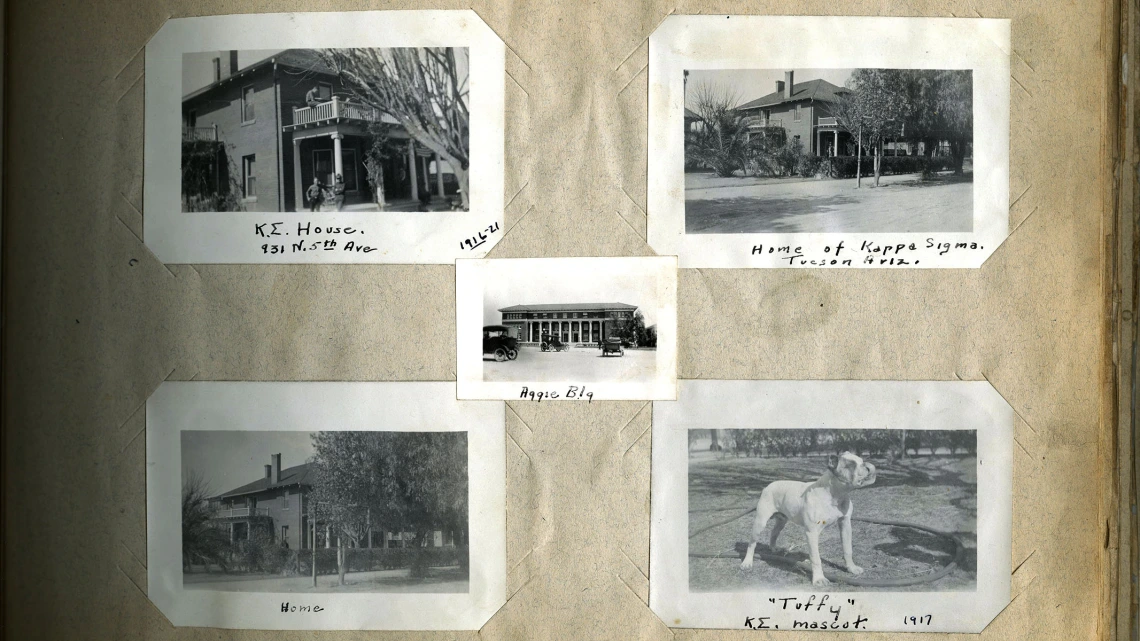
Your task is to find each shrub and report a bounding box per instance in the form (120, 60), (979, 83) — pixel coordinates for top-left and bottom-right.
(230, 531), (293, 574)
(296, 546), (468, 575)
(796, 154), (825, 178)
(827, 155), (939, 179)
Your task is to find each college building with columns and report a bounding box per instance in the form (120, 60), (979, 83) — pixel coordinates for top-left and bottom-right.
(498, 303), (638, 345)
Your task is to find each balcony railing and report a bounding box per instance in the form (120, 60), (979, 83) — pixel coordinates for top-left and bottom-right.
(183, 125), (219, 142)
(817, 117), (839, 127)
(214, 506), (270, 519)
(742, 116), (783, 129)
(291, 97), (381, 127)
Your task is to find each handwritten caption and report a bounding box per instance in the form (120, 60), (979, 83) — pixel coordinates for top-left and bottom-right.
(750, 238), (985, 267)
(460, 222), (501, 251)
(519, 385), (593, 402)
(255, 222), (377, 254)
(743, 595), (869, 631)
(281, 602), (324, 614)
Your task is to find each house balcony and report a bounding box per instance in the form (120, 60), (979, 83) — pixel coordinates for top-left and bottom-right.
(183, 125), (219, 142)
(286, 97), (384, 130)
(214, 506), (270, 519)
(742, 116), (783, 130)
(816, 117), (842, 128)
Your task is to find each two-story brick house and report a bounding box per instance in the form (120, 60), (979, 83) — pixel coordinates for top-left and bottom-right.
(182, 49), (457, 212)
(209, 453), (457, 550)
(735, 71), (853, 158)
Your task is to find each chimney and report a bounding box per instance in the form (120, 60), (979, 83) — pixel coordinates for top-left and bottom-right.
(264, 464), (272, 479)
(784, 71), (794, 99)
(271, 453), (282, 483)
(775, 80), (785, 95)
(229, 50), (239, 75)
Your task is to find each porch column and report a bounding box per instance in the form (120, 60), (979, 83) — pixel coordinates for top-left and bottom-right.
(434, 153), (445, 197)
(834, 130), (839, 157)
(407, 141), (419, 202)
(421, 155), (430, 195)
(331, 133), (344, 181)
(815, 129), (821, 156)
(292, 137), (303, 212)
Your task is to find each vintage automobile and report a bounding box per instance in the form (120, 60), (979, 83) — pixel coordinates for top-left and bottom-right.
(483, 325), (519, 361)
(602, 337), (625, 357)
(540, 333), (570, 352)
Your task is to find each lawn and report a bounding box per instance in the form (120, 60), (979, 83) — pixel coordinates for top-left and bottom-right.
(684, 172), (974, 234)
(183, 565), (469, 593)
(688, 454), (977, 593)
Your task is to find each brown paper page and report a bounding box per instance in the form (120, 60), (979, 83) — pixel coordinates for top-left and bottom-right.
(2, 1), (1120, 640)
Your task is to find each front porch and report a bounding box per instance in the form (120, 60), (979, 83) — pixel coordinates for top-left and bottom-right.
(815, 117), (853, 157)
(283, 98), (461, 212)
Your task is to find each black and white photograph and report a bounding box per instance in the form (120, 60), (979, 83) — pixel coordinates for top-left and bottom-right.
(650, 381), (1013, 632)
(684, 68), (973, 234)
(181, 430), (469, 594)
(648, 16), (1010, 268)
(456, 257), (678, 400)
(688, 428), (977, 592)
(181, 47), (471, 214)
(145, 12), (505, 263)
(147, 382), (506, 630)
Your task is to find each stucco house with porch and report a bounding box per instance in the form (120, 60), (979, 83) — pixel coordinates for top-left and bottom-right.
(181, 49), (457, 212)
(735, 71), (853, 158)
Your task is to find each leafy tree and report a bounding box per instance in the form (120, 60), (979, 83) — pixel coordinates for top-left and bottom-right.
(613, 310), (649, 346)
(318, 48), (471, 209)
(181, 472), (230, 572)
(181, 141), (245, 211)
(842, 69), (912, 187)
(685, 81), (749, 178)
(310, 431), (468, 582)
(897, 69), (972, 175)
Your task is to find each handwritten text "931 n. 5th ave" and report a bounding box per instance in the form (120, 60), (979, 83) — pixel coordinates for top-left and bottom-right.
(256, 222), (377, 254)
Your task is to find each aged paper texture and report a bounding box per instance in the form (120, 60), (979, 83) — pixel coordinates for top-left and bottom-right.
(2, 1), (1116, 640)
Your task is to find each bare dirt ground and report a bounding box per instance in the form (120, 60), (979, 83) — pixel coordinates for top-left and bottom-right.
(688, 454), (977, 593)
(684, 172), (973, 234)
(483, 345), (657, 383)
(183, 565), (468, 593)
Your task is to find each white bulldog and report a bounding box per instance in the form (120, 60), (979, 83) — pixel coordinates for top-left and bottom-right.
(740, 451), (877, 586)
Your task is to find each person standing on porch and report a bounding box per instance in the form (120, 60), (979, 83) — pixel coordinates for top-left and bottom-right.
(305, 176), (324, 212)
(332, 173), (346, 211)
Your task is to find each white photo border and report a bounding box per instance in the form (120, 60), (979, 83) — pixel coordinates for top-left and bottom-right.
(146, 381), (506, 630)
(650, 380), (1013, 632)
(145, 11), (506, 264)
(456, 256), (679, 401)
(647, 16), (1011, 269)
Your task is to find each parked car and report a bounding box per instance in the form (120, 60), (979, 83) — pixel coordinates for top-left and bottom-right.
(483, 325), (518, 361)
(540, 333), (569, 352)
(602, 337), (625, 357)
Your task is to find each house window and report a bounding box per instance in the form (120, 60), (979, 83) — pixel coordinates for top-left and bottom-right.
(318, 82), (333, 100)
(281, 492), (289, 509)
(187, 110), (197, 128)
(241, 85), (255, 122)
(281, 525), (289, 546)
(242, 155), (256, 199)
(212, 57), (221, 82)
(794, 104), (802, 122)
